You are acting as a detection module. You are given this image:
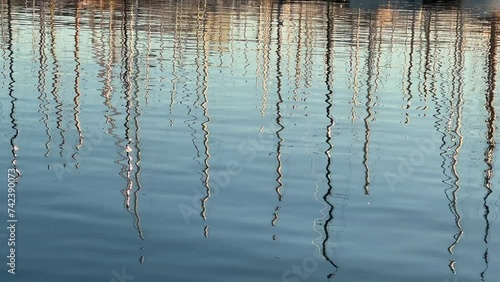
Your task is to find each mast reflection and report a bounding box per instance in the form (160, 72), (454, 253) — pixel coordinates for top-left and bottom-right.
(480, 15), (497, 280)
(321, 2), (339, 273)
(37, 1), (51, 158)
(49, 0), (65, 159)
(120, 0), (144, 240)
(7, 0), (19, 174)
(197, 1), (212, 236)
(445, 9), (465, 274)
(271, 0), (284, 232)
(72, 2), (83, 168)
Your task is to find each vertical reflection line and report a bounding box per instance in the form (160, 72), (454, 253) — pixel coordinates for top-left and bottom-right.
(144, 5), (151, 105)
(200, 2), (212, 230)
(131, 0), (144, 241)
(434, 9), (456, 275)
(303, 4), (312, 89)
(229, 7), (236, 81)
(284, 3), (292, 81)
(0, 0), (4, 49)
(102, 0), (120, 153)
(192, 0), (204, 235)
(243, 12), (250, 89)
(480, 18), (496, 281)
(271, 0), (284, 230)
(170, 1), (181, 122)
(446, 9), (465, 274)
(349, 9), (361, 123)
(255, 3), (262, 81)
(260, 0), (272, 117)
(30, 0), (36, 67)
(49, 0), (64, 158)
(158, 2), (165, 103)
(293, 4), (303, 103)
(430, 10), (439, 102)
(187, 0), (203, 209)
(104, 0), (129, 234)
(423, 9), (431, 104)
(7, 0), (19, 172)
(191, 0), (205, 227)
(416, 9), (426, 109)
(72, 3), (83, 168)
(322, 2), (338, 271)
(362, 11), (376, 195)
(120, 0), (134, 220)
(374, 13), (382, 94)
(37, 3), (50, 158)
(103, 0), (119, 132)
(403, 10), (416, 124)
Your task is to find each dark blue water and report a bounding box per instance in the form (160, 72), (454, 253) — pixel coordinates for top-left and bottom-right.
(0, 0), (499, 281)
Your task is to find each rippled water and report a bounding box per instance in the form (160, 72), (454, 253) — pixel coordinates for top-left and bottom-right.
(1, 0), (500, 281)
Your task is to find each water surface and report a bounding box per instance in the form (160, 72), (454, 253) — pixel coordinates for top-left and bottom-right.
(0, 0), (500, 281)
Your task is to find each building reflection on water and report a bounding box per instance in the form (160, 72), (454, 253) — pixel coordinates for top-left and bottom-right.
(0, 0), (499, 278)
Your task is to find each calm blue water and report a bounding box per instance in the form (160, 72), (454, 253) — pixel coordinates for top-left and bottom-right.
(1, 0), (500, 281)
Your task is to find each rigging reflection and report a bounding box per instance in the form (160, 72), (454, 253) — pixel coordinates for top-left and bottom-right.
(480, 15), (497, 280)
(120, 0), (144, 240)
(49, 0), (65, 159)
(271, 0), (284, 233)
(7, 0), (19, 175)
(72, 2), (83, 168)
(445, 9), (465, 274)
(37, 2), (51, 159)
(321, 2), (339, 273)
(2, 0), (500, 278)
(199, 1), (212, 236)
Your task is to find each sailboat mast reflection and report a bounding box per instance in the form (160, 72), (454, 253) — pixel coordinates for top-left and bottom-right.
(362, 10), (376, 195)
(480, 15), (497, 280)
(348, 9), (361, 122)
(292, 5), (303, 103)
(6, 0), (19, 174)
(72, 2), (83, 168)
(49, 0), (65, 158)
(120, 0), (144, 240)
(131, 0), (144, 241)
(271, 0), (284, 232)
(198, 0), (212, 237)
(258, 0), (271, 117)
(446, 9), (465, 274)
(37, 1), (51, 159)
(321, 2), (339, 272)
(402, 9), (417, 124)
